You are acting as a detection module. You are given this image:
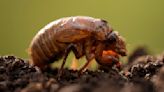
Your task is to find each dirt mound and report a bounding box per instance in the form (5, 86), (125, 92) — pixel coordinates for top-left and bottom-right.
(0, 53), (164, 92)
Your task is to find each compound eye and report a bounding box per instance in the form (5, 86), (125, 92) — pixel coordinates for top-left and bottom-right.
(101, 19), (108, 24)
(107, 32), (117, 43)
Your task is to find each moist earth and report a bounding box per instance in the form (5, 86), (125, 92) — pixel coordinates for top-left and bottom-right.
(0, 47), (164, 92)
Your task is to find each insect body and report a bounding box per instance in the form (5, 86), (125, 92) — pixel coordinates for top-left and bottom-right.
(28, 16), (127, 75)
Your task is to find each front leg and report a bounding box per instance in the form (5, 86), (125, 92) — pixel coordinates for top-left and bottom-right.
(95, 44), (120, 67)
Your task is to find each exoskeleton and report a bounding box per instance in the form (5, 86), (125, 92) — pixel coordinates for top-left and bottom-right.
(28, 16), (127, 75)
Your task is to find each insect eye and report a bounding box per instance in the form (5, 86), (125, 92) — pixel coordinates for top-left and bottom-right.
(101, 19), (108, 24)
(109, 35), (116, 43)
(106, 32), (117, 43)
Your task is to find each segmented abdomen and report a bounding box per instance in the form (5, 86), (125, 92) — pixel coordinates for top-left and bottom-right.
(29, 27), (65, 68)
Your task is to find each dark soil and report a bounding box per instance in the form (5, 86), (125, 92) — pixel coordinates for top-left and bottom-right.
(0, 47), (164, 92)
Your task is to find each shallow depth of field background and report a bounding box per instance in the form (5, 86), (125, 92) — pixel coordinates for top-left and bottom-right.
(0, 0), (164, 65)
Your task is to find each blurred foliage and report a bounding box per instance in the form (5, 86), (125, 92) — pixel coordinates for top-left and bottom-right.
(0, 0), (164, 60)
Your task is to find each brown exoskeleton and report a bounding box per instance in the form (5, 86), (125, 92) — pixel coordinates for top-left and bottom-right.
(28, 16), (127, 76)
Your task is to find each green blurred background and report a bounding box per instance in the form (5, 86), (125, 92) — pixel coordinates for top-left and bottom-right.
(0, 0), (164, 59)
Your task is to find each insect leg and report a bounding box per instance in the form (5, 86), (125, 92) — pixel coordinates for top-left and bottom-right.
(78, 41), (95, 74)
(72, 42), (84, 59)
(58, 44), (72, 78)
(58, 42), (84, 77)
(78, 59), (92, 75)
(70, 43), (84, 70)
(78, 42), (105, 74)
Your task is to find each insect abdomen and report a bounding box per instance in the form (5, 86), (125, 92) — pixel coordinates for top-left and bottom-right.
(29, 28), (64, 68)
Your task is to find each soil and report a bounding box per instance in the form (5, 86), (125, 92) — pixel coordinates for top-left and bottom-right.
(0, 47), (164, 92)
